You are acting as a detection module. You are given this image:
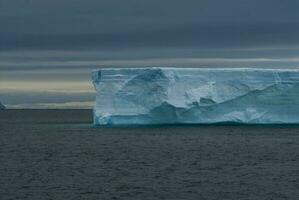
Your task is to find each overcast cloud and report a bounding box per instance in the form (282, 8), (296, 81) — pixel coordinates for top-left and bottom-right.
(0, 0), (299, 50)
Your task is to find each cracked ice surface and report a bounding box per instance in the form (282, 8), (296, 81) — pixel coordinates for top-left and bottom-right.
(92, 68), (299, 125)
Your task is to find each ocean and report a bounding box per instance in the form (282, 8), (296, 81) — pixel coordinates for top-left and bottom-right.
(1, 110), (299, 200)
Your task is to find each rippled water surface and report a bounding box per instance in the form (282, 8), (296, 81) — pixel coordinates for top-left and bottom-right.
(1, 110), (299, 200)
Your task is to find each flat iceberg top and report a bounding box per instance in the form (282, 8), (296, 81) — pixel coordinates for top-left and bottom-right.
(93, 67), (299, 71)
(92, 67), (299, 125)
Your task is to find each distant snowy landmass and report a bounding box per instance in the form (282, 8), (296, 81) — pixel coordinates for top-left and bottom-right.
(92, 68), (299, 125)
(0, 102), (5, 109)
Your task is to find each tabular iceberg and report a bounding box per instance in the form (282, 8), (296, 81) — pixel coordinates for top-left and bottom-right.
(92, 68), (299, 125)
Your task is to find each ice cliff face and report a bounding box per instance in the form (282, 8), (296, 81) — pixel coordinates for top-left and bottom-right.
(0, 102), (5, 109)
(92, 68), (299, 125)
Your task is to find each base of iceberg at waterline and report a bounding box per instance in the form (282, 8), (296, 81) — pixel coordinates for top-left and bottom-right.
(92, 68), (299, 125)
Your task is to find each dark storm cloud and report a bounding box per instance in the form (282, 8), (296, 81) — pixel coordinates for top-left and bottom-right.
(0, 0), (298, 50)
(1, 23), (299, 50)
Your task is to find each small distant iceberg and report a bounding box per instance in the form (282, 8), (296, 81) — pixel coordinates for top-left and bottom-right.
(0, 102), (5, 109)
(92, 68), (299, 125)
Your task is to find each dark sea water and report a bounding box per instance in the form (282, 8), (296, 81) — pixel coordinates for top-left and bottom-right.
(1, 110), (299, 200)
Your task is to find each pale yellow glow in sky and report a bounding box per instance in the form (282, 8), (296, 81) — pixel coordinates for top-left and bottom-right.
(0, 80), (94, 93)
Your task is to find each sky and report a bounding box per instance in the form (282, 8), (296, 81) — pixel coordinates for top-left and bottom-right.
(0, 0), (299, 108)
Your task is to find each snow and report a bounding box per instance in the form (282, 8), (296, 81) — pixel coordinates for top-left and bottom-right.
(92, 68), (299, 125)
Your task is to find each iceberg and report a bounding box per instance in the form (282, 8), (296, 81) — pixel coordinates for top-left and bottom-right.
(0, 102), (5, 109)
(92, 68), (299, 125)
